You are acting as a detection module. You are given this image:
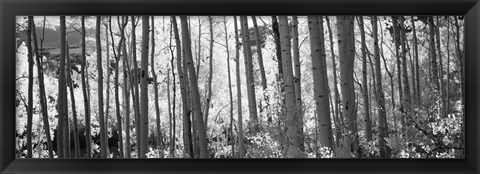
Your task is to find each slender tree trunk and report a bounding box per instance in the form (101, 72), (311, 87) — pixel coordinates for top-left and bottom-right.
(291, 16), (305, 151)
(446, 17), (451, 116)
(172, 17), (194, 158)
(204, 16), (214, 129)
(131, 16), (142, 157)
(104, 21), (111, 148)
(400, 16), (412, 141)
(252, 16), (267, 90)
(79, 16), (92, 159)
(392, 17), (404, 111)
(96, 16), (108, 158)
(411, 16), (421, 104)
(278, 16), (302, 157)
(379, 21), (395, 137)
(122, 27), (131, 158)
(63, 59), (70, 159)
(308, 16), (334, 150)
(32, 16), (54, 158)
(170, 42), (177, 159)
(373, 20), (388, 158)
(167, 70), (172, 156)
(139, 16), (150, 159)
(149, 16), (163, 158)
(326, 17), (342, 147)
(168, 17), (177, 158)
(435, 17), (446, 118)
(196, 18), (202, 77)
(110, 16), (127, 159)
(358, 16), (372, 142)
(233, 16), (245, 158)
(115, 17), (127, 158)
(336, 16), (359, 157)
(454, 16), (464, 151)
(407, 39), (416, 105)
(392, 16), (407, 138)
(56, 16), (68, 158)
(240, 16), (260, 135)
(272, 16), (283, 80)
(271, 16), (286, 146)
(223, 16), (235, 158)
(66, 47), (81, 158)
(26, 16), (34, 158)
(180, 16), (209, 158)
(429, 16), (440, 90)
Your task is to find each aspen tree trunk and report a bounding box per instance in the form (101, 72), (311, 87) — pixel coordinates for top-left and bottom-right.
(252, 16), (267, 90)
(400, 16), (412, 140)
(63, 58), (70, 158)
(150, 16), (163, 158)
(191, 17), (201, 158)
(110, 16), (127, 158)
(122, 30), (131, 158)
(224, 16), (235, 158)
(381, 48), (396, 136)
(392, 17), (403, 113)
(204, 16), (214, 128)
(104, 21), (111, 145)
(131, 16), (142, 156)
(392, 16), (407, 138)
(139, 16), (150, 159)
(358, 17), (372, 142)
(411, 16), (421, 104)
(180, 16), (209, 158)
(454, 16), (465, 152)
(66, 48), (81, 158)
(26, 16), (34, 158)
(234, 16), (245, 158)
(435, 17), (446, 118)
(118, 17), (128, 158)
(32, 16), (54, 158)
(272, 16), (283, 79)
(446, 17), (450, 116)
(196, 18), (202, 77)
(168, 20), (175, 158)
(171, 16), (194, 158)
(373, 19), (389, 158)
(454, 17), (464, 109)
(165, 26), (177, 156)
(112, 17), (127, 159)
(240, 16), (260, 135)
(373, 18), (389, 155)
(55, 16), (67, 158)
(80, 16), (92, 158)
(167, 70), (172, 155)
(336, 16), (359, 157)
(170, 43), (177, 158)
(429, 16), (439, 90)
(326, 17), (342, 147)
(271, 16), (286, 145)
(96, 16), (108, 158)
(308, 16), (334, 150)
(379, 21), (395, 137)
(278, 16), (303, 157)
(291, 16), (305, 151)
(407, 40), (416, 104)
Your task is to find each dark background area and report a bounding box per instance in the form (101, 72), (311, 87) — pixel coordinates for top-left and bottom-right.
(1, 0), (479, 174)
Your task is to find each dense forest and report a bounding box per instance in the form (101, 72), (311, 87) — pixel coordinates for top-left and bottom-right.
(15, 16), (464, 158)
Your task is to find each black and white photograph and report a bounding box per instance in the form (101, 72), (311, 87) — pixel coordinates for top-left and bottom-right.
(15, 15), (465, 159)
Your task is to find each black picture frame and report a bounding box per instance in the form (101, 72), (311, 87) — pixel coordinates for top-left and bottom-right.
(1, 0), (478, 173)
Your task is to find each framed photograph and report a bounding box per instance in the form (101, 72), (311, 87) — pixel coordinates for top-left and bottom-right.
(1, 0), (479, 173)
